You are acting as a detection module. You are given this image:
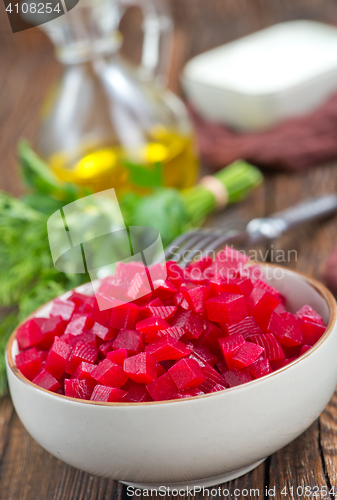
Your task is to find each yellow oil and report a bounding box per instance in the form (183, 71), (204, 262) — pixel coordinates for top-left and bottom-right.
(49, 128), (198, 196)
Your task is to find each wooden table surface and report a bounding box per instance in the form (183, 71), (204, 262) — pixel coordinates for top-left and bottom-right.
(2, 0), (337, 498)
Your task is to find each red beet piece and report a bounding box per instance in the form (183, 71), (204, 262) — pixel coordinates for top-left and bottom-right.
(225, 316), (262, 339)
(88, 322), (115, 342)
(302, 320), (325, 345)
(210, 277), (253, 298)
(88, 299), (112, 327)
(123, 352), (157, 384)
(152, 279), (177, 301)
(206, 293), (247, 325)
(146, 305), (177, 321)
(110, 301), (139, 330)
(35, 316), (65, 350)
(64, 314), (92, 337)
(249, 333), (285, 361)
(230, 342), (265, 370)
(174, 292), (190, 310)
(274, 302), (287, 315)
(180, 283), (210, 316)
(173, 387), (205, 399)
(126, 273), (152, 301)
(295, 305), (324, 325)
(239, 264), (265, 282)
(90, 385), (127, 402)
(107, 349), (128, 365)
(99, 340), (115, 358)
(161, 326), (186, 341)
(68, 330), (98, 348)
(189, 346), (218, 367)
(65, 341), (99, 375)
(299, 345), (312, 356)
(112, 329), (144, 355)
(271, 312), (303, 347)
(68, 292), (95, 313)
(171, 310), (204, 339)
(254, 280), (280, 297)
(33, 369), (60, 392)
(64, 379), (95, 400)
(246, 288), (281, 330)
(223, 368), (253, 387)
(124, 382), (153, 402)
(72, 361), (96, 380)
(45, 337), (72, 379)
(91, 359), (128, 388)
(209, 384), (227, 393)
(136, 317), (170, 334)
(216, 247), (249, 266)
(216, 359), (229, 376)
(50, 298), (75, 321)
(271, 357), (296, 371)
(139, 298), (164, 318)
(187, 256), (213, 273)
(218, 334), (245, 369)
(248, 357), (273, 378)
(16, 318), (44, 350)
(168, 358), (206, 391)
(199, 364), (227, 392)
(146, 372), (178, 401)
(145, 335), (191, 361)
(166, 261), (185, 288)
(196, 321), (223, 356)
(15, 347), (42, 381)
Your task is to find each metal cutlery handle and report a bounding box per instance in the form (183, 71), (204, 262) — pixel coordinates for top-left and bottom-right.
(246, 194), (337, 244)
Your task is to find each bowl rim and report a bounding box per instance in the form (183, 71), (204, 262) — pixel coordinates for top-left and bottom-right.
(6, 263), (337, 407)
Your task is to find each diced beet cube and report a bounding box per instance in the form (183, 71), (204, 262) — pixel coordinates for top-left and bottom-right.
(302, 320), (326, 346)
(35, 316), (66, 350)
(230, 342), (265, 370)
(223, 368), (253, 387)
(37, 350), (48, 362)
(72, 361), (96, 380)
(272, 312), (303, 347)
(110, 301), (139, 330)
(249, 357), (273, 379)
(246, 288), (281, 330)
(65, 341), (99, 375)
(174, 292), (190, 310)
(152, 279), (177, 301)
(64, 379), (95, 400)
(99, 340), (115, 358)
(68, 330), (98, 348)
(88, 322), (115, 342)
(271, 357), (296, 371)
(196, 321), (222, 356)
(249, 333), (285, 361)
(145, 335), (191, 361)
(225, 316), (262, 339)
(216, 359), (229, 376)
(123, 352), (157, 384)
(91, 359), (128, 388)
(146, 373), (177, 401)
(187, 256), (213, 273)
(156, 362), (167, 377)
(124, 382), (153, 402)
(161, 326), (186, 342)
(140, 298), (164, 319)
(299, 345), (312, 356)
(15, 347), (42, 381)
(136, 317), (170, 334)
(90, 385), (127, 402)
(16, 318), (44, 350)
(215, 247), (249, 267)
(68, 292), (95, 313)
(50, 298), (75, 321)
(171, 310), (204, 339)
(45, 337), (72, 379)
(274, 302), (287, 315)
(239, 264), (265, 283)
(126, 273), (152, 301)
(180, 283), (210, 316)
(112, 329), (144, 355)
(209, 384), (227, 393)
(33, 369), (60, 392)
(295, 305), (324, 325)
(254, 280), (280, 297)
(189, 346), (218, 367)
(88, 299), (112, 327)
(168, 358), (206, 391)
(173, 387), (205, 399)
(144, 305), (177, 321)
(210, 277), (253, 298)
(64, 314), (91, 337)
(107, 349), (128, 365)
(199, 364), (227, 392)
(166, 261), (185, 288)
(218, 334), (245, 368)
(206, 293), (247, 325)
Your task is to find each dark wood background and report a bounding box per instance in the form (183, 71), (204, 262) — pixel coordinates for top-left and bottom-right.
(2, 0), (337, 498)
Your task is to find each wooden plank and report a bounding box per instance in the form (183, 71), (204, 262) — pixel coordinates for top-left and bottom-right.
(320, 391), (337, 494)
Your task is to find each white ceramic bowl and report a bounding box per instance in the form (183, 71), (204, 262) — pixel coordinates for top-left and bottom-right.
(6, 265), (337, 489)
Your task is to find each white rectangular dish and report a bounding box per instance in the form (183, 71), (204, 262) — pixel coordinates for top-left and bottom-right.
(182, 21), (337, 131)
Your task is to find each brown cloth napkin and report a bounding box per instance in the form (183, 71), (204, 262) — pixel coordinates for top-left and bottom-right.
(189, 91), (337, 171)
